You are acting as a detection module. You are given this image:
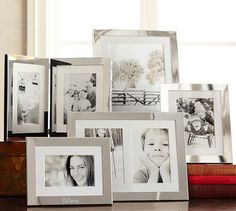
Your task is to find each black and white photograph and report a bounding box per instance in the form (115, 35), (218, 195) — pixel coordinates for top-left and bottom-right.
(85, 128), (124, 183)
(161, 84), (232, 162)
(69, 113), (189, 201)
(176, 98), (215, 150)
(45, 155), (94, 187)
(27, 137), (112, 205)
(111, 45), (164, 112)
(63, 73), (96, 124)
(17, 71), (40, 125)
(133, 128), (171, 184)
(55, 63), (107, 133)
(93, 30), (180, 113)
(12, 63), (45, 134)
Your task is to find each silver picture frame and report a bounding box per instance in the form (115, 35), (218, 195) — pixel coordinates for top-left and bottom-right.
(67, 112), (188, 201)
(4, 54), (49, 141)
(50, 57), (111, 135)
(27, 137), (112, 206)
(93, 29), (179, 113)
(161, 84), (232, 163)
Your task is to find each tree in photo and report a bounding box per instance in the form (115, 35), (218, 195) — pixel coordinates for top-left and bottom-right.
(146, 50), (165, 85)
(113, 59), (144, 88)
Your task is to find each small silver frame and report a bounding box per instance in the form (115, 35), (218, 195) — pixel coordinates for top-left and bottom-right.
(27, 137), (112, 206)
(68, 112), (188, 201)
(50, 57), (111, 134)
(161, 84), (232, 163)
(93, 30), (179, 112)
(4, 54), (49, 140)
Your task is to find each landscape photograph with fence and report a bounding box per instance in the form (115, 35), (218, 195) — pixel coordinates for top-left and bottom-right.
(111, 44), (165, 112)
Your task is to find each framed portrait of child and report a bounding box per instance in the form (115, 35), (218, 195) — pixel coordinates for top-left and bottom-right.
(161, 84), (232, 163)
(67, 112), (188, 201)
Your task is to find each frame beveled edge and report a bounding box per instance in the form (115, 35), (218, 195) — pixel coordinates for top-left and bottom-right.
(160, 83), (233, 163)
(92, 29), (179, 83)
(67, 112), (189, 201)
(26, 137), (112, 206)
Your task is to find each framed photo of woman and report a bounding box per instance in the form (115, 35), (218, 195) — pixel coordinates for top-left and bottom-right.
(27, 137), (112, 206)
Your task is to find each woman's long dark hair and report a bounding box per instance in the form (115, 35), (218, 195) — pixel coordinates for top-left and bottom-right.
(65, 155), (94, 186)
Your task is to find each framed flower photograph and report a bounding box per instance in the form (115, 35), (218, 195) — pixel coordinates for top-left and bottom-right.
(50, 58), (111, 135)
(4, 55), (49, 141)
(67, 112), (188, 201)
(93, 30), (179, 112)
(161, 84), (232, 163)
(27, 137), (112, 206)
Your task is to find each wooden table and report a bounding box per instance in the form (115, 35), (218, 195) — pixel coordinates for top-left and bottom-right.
(1, 197), (236, 210)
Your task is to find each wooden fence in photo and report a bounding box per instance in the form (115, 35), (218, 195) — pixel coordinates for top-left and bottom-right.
(112, 89), (160, 106)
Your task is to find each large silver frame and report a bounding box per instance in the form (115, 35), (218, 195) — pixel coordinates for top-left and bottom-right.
(68, 112), (188, 201)
(161, 84), (232, 163)
(93, 30), (179, 112)
(27, 137), (112, 206)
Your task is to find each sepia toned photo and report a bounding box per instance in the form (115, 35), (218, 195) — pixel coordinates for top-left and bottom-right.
(45, 155), (94, 187)
(85, 128), (124, 183)
(176, 98), (215, 150)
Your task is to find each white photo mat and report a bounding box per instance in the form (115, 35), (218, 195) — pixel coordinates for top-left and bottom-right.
(75, 120), (179, 193)
(27, 137), (112, 206)
(56, 65), (104, 132)
(35, 146), (103, 197)
(93, 30), (179, 113)
(12, 63), (45, 133)
(161, 84), (232, 163)
(168, 90), (223, 156)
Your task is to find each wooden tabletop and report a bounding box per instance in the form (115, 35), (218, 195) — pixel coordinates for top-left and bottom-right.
(1, 197), (236, 211)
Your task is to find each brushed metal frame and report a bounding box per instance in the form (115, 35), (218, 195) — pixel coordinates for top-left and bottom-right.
(161, 84), (232, 163)
(27, 137), (112, 206)
(67, 112), (188, 201)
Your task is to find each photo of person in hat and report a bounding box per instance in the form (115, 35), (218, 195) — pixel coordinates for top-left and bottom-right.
(185, 114), (214, 136)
